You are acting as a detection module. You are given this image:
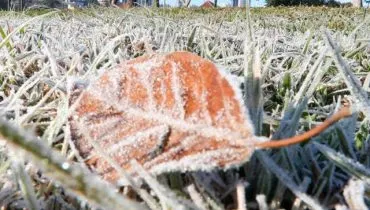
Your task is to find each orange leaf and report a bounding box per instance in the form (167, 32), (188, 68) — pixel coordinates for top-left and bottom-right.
(69, 51), (351, 182)
(69, 51), (260, 182)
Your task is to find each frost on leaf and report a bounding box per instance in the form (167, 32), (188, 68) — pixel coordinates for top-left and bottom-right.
(69, 51), (259, 182)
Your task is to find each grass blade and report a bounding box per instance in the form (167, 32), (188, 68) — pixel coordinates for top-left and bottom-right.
(314, 142), (370, 185)
(0, 118), (144, 210)
(256, 151), (326, 210)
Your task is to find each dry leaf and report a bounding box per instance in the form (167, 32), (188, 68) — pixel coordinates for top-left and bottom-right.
(69, 52), (262, 182)
(69, 51), (351, 183)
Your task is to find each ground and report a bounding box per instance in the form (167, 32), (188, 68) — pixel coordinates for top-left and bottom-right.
(0, 6), (369, 210)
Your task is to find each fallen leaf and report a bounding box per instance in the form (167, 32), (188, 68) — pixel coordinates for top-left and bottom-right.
(69, 51), (352, 183)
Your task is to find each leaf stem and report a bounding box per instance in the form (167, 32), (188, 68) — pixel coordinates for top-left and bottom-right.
(257, 107), (352, 149)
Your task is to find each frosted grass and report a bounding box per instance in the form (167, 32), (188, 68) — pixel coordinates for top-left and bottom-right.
(0, 7), (369, 210)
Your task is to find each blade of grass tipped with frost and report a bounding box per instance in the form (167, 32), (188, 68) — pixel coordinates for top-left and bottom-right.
(270, 181), (288, 208)
(159, 23), (169, 52)
(209, 43), (221, 60)
(313, 178), (328, 200)
(349, 16), (370, 40)
(243, 39), (263, 135)
(344, 43), (368, 59)
(200, 31), (206, 58)
(305, 59), (332, 99)
(292, 177), (311, 210)
(271, 98), (308, 140)
(42, 97), (68, 146)
(243, 5), (264, 135)
(256, 194), (268, 210)
(65, 123), (85, 163)
(335, 205), (350, 210)
(13, 161), (39, 210)
(0, 118), (144, 210)
(19, 68), (73, 125)
(257, 156), (275, 196)
(192, 173), (224, 210)
(335, 118), (357, 160)
(356, 38), (370, 42)
(293, 48), (328, 105)
(281, 148), (300, 183)
(236, 180), (248, 210)
(302, 30), (314, 55)
(256, 151), (326, 210)
(3, 69), (46, 115)
(0, 25), (13, 52)
(324, 31), (370, 117)
(312, 162), (335, 200)
(204, 194), (224, 210)
(245, 0), (252, 41)
(61, 122), (70, 156)
(0, 11), (58, 49)
(314, 142), (370, 185)
(364, 74), (370, 92)
(186, 26), (198, 51)
(186, 184), (210, 210)
(131, 160), (200, 210)
(218, 179), (239, 200)
(41, 41), (59, 77)
(343, 179), (368, 210)
(85, 33), (129, 77)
